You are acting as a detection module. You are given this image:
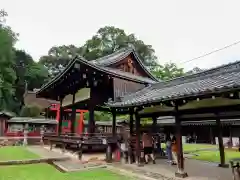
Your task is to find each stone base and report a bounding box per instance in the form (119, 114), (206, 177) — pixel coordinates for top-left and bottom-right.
(218, 163), (229, 168)
(175, 171), (188, 178)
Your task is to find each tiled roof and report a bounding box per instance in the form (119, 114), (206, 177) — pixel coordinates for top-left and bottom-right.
(107, 61), (240, 107)
(90, 47), (158, 81)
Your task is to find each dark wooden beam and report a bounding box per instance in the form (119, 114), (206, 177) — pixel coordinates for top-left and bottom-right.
(71, 93), (76, 134)
(58, 99), (63, 135)
(129, 108), (134, 135)
(216, 115), (228, 168)
(174, 104), (188, 178)
(140, 104), (240, 118)
(152, 116), (157, 134)
(112, 108), (116, 136)
(135, 111), (141, 166)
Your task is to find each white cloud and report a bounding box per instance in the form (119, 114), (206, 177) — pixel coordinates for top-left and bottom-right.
(2, 0), (240, 71)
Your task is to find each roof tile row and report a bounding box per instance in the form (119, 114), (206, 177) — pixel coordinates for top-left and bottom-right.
(107, 61), (240, 107)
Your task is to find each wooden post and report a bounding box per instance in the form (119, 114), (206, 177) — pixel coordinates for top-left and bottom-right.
(129, 109), (134, 135)
(88, 88), (96, 135)
(88, 107), (95, 134)
(58, 99), (63, 136)
(79, 111), (84, 134)
(152, 116), (157, 133)
(229, 126), (233, 147)
(112, 108), (116, 136)
(216, 116), (228, 167)
(135, 111), (141, 166)
(209, 126), (214, 144)
(106, 143), (112, 163)
(71, 93), (76, 135)
(174, 104), (188, 178)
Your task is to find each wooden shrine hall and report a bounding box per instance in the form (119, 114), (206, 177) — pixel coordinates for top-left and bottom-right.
(37, 46), (240, 178)
(36, 47), (159, 160)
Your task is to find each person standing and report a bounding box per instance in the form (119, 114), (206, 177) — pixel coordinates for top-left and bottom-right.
(142, 132), (156, 164)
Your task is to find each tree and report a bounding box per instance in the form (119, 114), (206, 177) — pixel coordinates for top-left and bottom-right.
(83, 111), (112, 121)
(0, 10), (17, 111)
(12, 50), (49, 113)
(151, 62), (185, 80)
(39, 26), (158, 77)
(39, 45), (80, 77)
(186, 67), (203, 75)
(20, 105), (42, 117)
(82, 26), (158, 66)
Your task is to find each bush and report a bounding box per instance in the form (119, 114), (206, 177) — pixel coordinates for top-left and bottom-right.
(20, 105), (42, 117)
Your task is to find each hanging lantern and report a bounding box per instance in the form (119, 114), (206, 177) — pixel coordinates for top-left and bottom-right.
(74, 63), (80, 69)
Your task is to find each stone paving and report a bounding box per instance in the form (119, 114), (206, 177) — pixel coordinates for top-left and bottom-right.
(27, 146), (233, 180)
(27, 146), (69, 159)
(117, 159), (231, 180)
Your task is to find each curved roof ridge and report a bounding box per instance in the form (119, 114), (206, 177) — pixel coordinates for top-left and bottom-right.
(91, 47), (132, 64)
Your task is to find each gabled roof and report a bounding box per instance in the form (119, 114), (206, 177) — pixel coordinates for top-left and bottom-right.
(107, 61), (240, 107)
(90, 47), (159, 81)
(37, 56), (158, 99)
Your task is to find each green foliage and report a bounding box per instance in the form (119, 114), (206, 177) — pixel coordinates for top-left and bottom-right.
(83, 111), (112, 121)
(39, 26), (158, 76)
(82, 26), (158, 67)
(19, 105), (42, 117)
(39, 45), (80, 77)
(0, 10), (17, 112)
(151, 62), (185, 80)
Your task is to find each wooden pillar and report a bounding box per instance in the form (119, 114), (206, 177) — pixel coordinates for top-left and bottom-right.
(135, 111), (141, 166)
(71, 93), (76, 135)
(79, 111), (84, 134)
(112, 108), (116, 136)
(88, 107), (95, 134)
(209, 126), (214, 144)
(152, 116), (157, 133)
(174, 104), (188, 178)
(88, 88), (96, 135)
(216, 116), (228, 167)
(129, 109), (134, 135)
(58, 99), (63, 136)
(229, 126), (233, 147)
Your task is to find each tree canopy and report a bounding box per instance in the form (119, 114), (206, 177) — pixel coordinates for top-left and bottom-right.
(39, 26), (159, 77)
(0, 10), (50, 114)
(0, 10), (17, 111)
(0, 11), (190, 117)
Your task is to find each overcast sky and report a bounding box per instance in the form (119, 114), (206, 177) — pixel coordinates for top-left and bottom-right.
(2, 0), (240, 71)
